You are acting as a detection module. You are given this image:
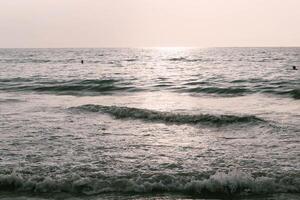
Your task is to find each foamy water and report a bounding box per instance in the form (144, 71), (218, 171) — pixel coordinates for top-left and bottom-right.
(0, 48), (299, 200)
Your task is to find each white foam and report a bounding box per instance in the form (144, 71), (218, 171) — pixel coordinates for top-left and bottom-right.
(0, 170), (299, 196)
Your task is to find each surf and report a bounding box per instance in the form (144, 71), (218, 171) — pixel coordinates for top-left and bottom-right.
(0, 170), (299, 196)
(70, 104), (265, 126)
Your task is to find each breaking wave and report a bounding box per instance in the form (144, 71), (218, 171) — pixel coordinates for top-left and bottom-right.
(0, 171), (299, 196)
(71, 104), (265, 125)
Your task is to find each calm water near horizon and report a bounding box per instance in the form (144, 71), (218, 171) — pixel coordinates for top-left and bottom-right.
(0, 48), (299, 200)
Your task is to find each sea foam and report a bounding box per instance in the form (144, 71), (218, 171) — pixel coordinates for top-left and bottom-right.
(0, 170), (299, 196)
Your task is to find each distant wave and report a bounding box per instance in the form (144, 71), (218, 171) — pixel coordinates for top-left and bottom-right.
(0, 78), (140, 95)
(0, 58), (84, 64)
(263, 88), (300, 100)
(183, 87), (251, 96)
(0, 58), (52, 64)
(166, 56), (286, 63)
(0, 170), (298, 196)
(291, 89), (300, 99)
(71, 104), (265, 125)
(0, 77), (32, 83)
(182, 80), (300, 99)
(124, 58), (138, 62)
(167, 57), (204, 62)
(230, 78), (268, 84)
(240, 58), (285, 63)
(1, 77), (298, 99)
(0, 98), (22, 103)
(167, 57), (186, 61)
(279, 89), (300, 100)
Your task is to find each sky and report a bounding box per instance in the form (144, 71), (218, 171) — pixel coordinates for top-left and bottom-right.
(0, 0), (300, 48)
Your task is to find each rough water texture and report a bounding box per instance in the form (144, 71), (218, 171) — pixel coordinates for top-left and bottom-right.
(0, 48), (299, 200)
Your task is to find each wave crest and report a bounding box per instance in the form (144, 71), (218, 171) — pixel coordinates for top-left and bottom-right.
(71, 104), (264, 125)
(0, 171), (299, 196)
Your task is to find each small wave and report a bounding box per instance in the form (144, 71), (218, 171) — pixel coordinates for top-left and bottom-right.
(152, 83), (174, 88)
(0, 79), (139, 95)
(246, 57), (284, 62)
(262, 88), (300, 100)
(71, 104), (264, 125)
(0, 171), (298, 196)
(230, 78), (267, 84)
(0, 98), (22, 103)
(272, 57), (285, 61)
(0, 59), (52, 64)
(184, 87), (251, 96)
(228, 78), (300, 100)
(168, 57), (186, 61)
(124, 58), (138, 62)
(183, 81), (209, 86)
(0, 77), (32, 83)
(274, 89), (300, 100)
(167, 57), (203, 62)
(290, 89), (300, 99)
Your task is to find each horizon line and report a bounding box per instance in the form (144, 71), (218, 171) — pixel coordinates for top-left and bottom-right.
(1, 46), (300, 49)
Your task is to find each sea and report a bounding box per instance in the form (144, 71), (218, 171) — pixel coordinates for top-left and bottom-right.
(0, 48), (299, 200)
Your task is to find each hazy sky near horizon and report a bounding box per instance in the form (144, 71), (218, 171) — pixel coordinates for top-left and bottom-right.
(0, 0), (300, 48)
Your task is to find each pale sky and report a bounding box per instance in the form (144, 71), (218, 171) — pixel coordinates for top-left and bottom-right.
(0, 0), (300, 48)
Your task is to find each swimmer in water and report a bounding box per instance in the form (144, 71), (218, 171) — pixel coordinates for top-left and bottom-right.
(81, 60), (84, 64)
(292, 66), (297, 70)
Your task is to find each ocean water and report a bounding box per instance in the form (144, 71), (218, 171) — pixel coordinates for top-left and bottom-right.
(0, 48), (299, 200)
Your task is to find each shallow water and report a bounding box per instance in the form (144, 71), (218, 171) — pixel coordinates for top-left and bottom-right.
(0, 48), (299, 199)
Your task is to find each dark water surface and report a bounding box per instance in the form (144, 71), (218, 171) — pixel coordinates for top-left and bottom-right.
(0, 48), (299, 199)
